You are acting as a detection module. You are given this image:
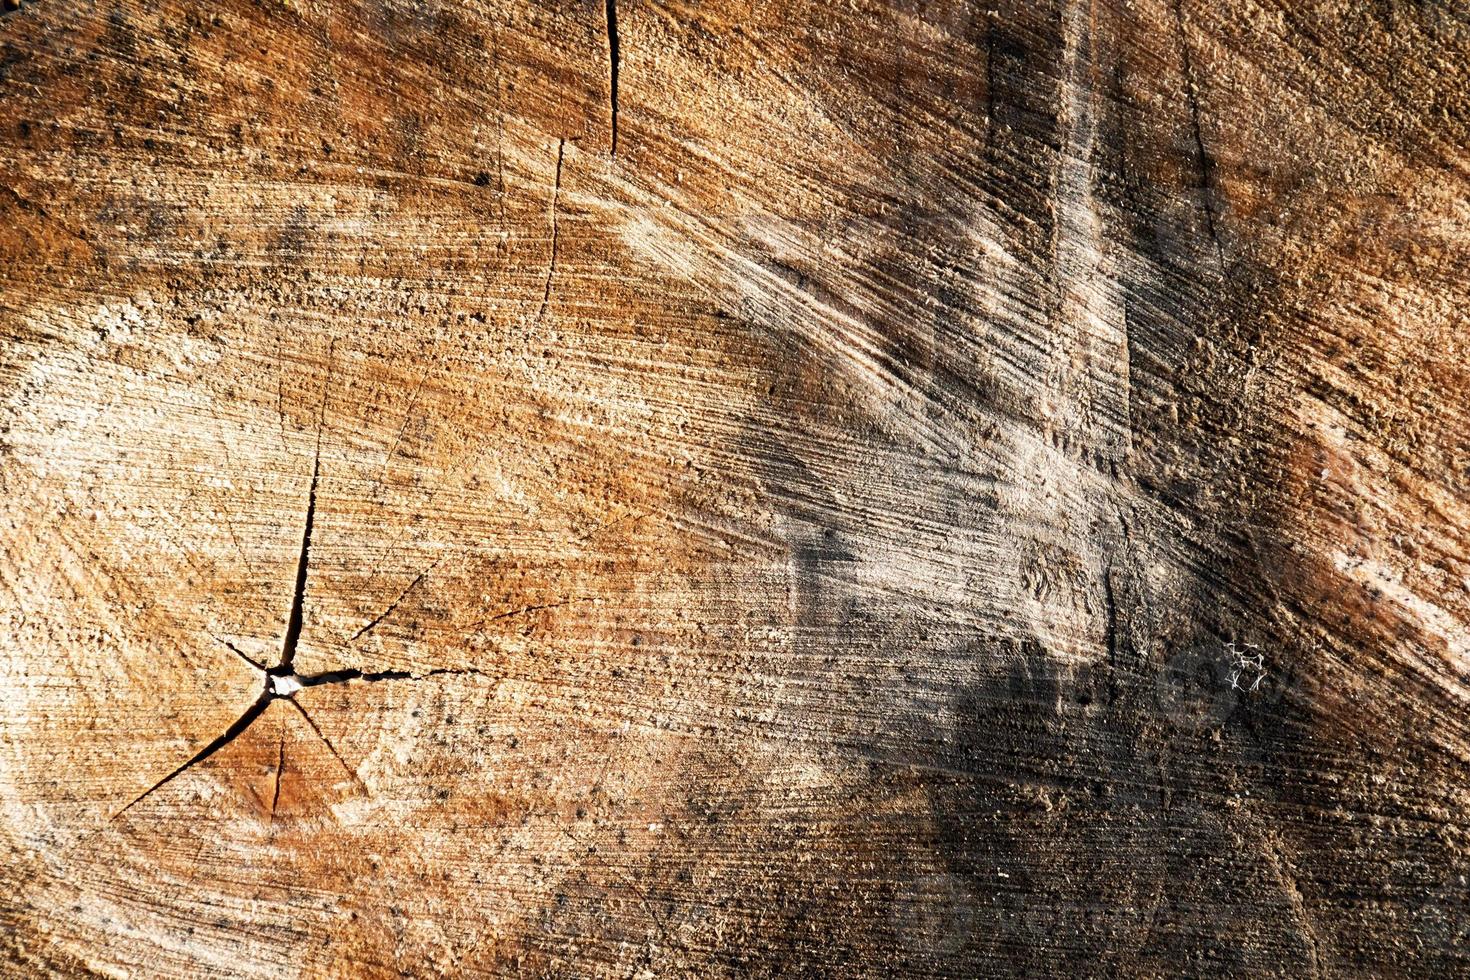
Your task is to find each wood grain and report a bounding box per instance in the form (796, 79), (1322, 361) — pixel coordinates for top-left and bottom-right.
(1, 0), (1467, 976)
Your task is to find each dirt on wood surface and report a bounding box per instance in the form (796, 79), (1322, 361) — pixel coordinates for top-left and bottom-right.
(1, 0), (1467, 976)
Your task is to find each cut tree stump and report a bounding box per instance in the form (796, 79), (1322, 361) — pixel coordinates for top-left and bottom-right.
(1, 0), (1467, 976)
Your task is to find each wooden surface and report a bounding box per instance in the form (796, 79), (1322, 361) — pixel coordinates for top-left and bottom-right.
(1, 0), (1467, 976)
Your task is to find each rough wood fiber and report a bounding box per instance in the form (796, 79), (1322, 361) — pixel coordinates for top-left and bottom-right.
(1, 0), (1467, 976)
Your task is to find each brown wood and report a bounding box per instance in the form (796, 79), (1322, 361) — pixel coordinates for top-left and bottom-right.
(1, 0), (1467, 975)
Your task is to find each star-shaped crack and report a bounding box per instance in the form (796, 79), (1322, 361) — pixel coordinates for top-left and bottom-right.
(112, 445), (486, 821)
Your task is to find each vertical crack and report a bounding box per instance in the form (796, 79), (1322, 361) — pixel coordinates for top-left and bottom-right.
(278, 452), (319, 674)
(376, 370), (427, 489)
(984, 14), (997, 144)
(1121, 292), (1135, 453)
(605, 0), (620, 156)
(1171, 0), (1226, 272)
(491, 26), (510, 226)
(276, 333), (287, 435)
(270, 721), (285, 825)
(280, 353), (331, 673)
(1102, 564), (1120, 696)
(535, 139), (566, 324)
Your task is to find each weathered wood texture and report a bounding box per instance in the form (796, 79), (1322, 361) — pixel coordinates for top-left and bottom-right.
(1, 0), (1468, 976)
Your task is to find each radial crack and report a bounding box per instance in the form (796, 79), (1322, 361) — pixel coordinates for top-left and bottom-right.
(113, 694), (271, 820)
(284, 697), (364, 788)
(117, 357), (338, 818)
(113, 657), (483, 817)
(300, 665), (493, 687)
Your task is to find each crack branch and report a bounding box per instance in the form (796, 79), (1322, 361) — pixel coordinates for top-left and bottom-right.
(560, 825), (682, 952)
(349, 556), (444, 642)
(377, 370), (428, 488)
(577, 509), (651, 544)
(1256, 823), (1328, 978)
(214, 634), (267, 672)
(477, 597), (583, 629)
